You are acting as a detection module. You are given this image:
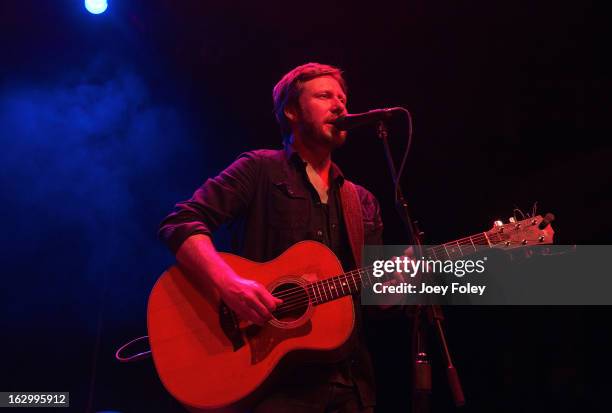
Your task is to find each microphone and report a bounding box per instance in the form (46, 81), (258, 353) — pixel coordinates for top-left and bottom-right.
(332, 107), (403, 131)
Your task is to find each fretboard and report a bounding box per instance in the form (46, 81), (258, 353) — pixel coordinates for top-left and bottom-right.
(423, 231), (503, 261)
(306, 231), (499, 306)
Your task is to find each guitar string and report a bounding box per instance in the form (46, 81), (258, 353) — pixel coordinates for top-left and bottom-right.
(270, 270), (375, 313)
(271, 269), (373, 302)
(270, 269), (376, 315)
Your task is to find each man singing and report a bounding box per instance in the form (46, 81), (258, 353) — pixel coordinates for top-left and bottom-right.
(160, 62), (383, 412)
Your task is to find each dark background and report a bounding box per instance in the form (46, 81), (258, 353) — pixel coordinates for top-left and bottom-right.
(1, 1), (610, 412)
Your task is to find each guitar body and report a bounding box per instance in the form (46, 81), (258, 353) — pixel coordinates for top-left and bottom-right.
(147, 241), (355, 412)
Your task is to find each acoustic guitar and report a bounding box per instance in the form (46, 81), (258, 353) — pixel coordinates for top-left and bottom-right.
(147, 214), (554, 412)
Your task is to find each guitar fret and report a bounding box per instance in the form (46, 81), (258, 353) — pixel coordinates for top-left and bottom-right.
(338, 276), (346, 295)
(456, 240), (463, 256)
(316, 281), (326, 302)
(330, 278), (338, 298)
(442, 244), (451, 260)
(469, 236), (477, 252)
(349, 271), (358, 293)
(349, 274), (355, 293)
(459, 237), (472, 253)
(351, 271), (359, 290)
(315, 283), (322, 304)
(342, 274), (349, 293)
(355, 271), (362, 291)
(362, 268), (373, 288)
(323, 279), (332, 301)
(434, 246), (443, 259)
(307, 285), (316, 305)
(320, 279), (328, 302)
(482, 231), (492, 247)
(311, 282), (319, 303)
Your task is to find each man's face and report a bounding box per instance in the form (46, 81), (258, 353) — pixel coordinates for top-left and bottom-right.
(290, 75), (348, 149)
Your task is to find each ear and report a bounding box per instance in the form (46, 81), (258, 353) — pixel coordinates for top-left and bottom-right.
(284, 104), (298, 122)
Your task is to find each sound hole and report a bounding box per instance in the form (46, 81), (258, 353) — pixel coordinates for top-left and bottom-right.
(271, 282), (309, 322)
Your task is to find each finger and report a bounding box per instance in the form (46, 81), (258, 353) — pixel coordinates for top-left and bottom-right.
(248, 294), (274, 321)
(256, 287), (282, 311)
(244, 309), (267, 326)
(235, 308), (259, 328)
(226, 295), (267, 326)
(240, 302), (268, 325)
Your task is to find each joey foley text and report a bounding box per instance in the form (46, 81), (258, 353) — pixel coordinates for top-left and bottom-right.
(370, 256), (488, 296)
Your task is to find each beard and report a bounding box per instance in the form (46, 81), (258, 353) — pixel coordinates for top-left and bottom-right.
(298, 119), (347, 150)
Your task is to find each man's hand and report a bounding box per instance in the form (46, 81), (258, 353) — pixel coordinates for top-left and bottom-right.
(219, 273), (283, 326)
(176, 234), (283, 326)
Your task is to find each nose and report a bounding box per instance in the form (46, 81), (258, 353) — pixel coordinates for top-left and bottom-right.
(331, 97), (347, 116)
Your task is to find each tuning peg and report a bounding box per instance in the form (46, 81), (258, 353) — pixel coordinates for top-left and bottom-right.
(494, 220), (503, 227)
(509, 217), (516, 223)
(538, 213), (555, 230)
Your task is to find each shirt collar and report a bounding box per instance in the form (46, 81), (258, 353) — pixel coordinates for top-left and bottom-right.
(283, 143), (345, 185)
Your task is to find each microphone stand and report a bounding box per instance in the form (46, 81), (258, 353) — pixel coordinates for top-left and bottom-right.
(376, 121), (465, 412)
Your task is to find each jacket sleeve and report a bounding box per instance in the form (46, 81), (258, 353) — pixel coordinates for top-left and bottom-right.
(158, 152), (261, 254)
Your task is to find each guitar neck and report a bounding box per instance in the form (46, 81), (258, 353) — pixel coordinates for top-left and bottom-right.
(306, 231), (492, 306)
(306, 213), (554, 306)
(423, 231), (496, 261)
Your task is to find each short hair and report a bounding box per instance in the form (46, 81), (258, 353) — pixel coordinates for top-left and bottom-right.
(272, 62), (347, 142)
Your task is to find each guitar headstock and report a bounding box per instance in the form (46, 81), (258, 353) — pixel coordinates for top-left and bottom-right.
(486, 213), (555, 250)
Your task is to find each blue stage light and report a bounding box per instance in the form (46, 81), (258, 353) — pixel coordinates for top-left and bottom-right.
(85, 0), (108, 15)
